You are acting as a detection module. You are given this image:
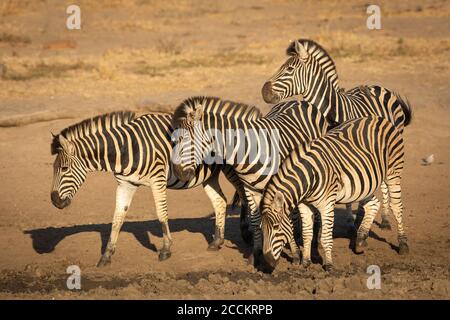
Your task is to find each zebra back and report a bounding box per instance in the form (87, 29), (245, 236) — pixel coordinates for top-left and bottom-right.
(267, 39), (412, 132)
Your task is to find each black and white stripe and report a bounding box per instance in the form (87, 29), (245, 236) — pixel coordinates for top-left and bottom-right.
(50, 111), (244, 266)
(171, 96), (330, 264)
(262, 39), (412, 229)
(261, 116), (408, 271)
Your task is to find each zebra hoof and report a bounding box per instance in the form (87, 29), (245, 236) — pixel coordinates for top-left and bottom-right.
(158, 250), (171, 261)
(355, 241), (367, 254)
(207, 240), (222, 251)
(292, 254), (301, 265)
(399, 242), (409, 255)
(379, 219), (392, 230)
(324, 263), (334, 273)
(302, 259), (311, 268)
(96, 256), (111, 267)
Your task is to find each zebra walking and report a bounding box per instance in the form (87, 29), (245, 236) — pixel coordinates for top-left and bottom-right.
(262, 38), (412, 229)
(171, 96), (332, 265)
(261, 116), (408, 271)
(50, 111), (246, 266)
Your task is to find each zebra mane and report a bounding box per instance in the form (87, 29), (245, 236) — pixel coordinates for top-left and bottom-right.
(51, 111), (136, 154)
(172, 96), (262, 126)
(287, 39), (340, 89)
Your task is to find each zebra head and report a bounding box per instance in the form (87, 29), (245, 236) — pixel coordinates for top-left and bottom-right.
(50, 134), (87, 209)
(261, 190), (291, 269)
(262, 40), (312, 104)
(171, 97), (213, 182)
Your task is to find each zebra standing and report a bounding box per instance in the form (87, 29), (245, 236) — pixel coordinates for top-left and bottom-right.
(171, 96), (333, 265)
(261, 116), (408, 271)
(50, 111), (247, 266)
(262, 38), (412, 229)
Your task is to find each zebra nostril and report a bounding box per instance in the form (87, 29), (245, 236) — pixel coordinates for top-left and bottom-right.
(51, 191), (60, 204)
(51, 191), (70, 209)
(263, 253), (278, 270)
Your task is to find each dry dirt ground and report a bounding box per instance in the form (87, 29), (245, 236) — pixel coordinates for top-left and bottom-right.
(0, 0), (449, 299)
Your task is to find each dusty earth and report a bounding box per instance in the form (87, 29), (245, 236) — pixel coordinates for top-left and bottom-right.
(0, 0), (449, 299)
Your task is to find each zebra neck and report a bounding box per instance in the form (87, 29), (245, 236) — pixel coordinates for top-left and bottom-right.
(303, 75), (348, 124)
(293, 158), (317, 204)
(71, 133), (116, 173)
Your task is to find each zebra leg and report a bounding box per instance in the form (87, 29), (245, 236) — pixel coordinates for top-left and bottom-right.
(202, 175), (227, 251)
(97, 182), (137, 267)
(150, 178), (173, 261)
(355, 195), (380, 254)
(379, 181), (392, 230)
(222, 169), (252, 244)
(245, 190), (263, 266)
(387, 177), (409, 255)
(239, 203), (252, 244)
(346, 203), (357, 235)
(287, 208), (301, 265)
(298, 204), (314, 268)
(318, 202), (336, 272)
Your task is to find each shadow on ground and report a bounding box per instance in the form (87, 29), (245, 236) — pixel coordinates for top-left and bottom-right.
(23, 207), (395, 260)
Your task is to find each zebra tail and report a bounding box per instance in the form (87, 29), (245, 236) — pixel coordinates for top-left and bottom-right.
(395, 93), (413, 127)
(231, 191), (241, 209)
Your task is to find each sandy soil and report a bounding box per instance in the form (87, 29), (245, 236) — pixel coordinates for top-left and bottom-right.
(0, 0), (449, 299)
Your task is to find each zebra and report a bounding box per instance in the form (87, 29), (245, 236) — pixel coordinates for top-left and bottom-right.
(171, 96), (333, 266)
(50, 111), (247, 267)
(262, 38), (412, 230)
(261, 116), (408, 271)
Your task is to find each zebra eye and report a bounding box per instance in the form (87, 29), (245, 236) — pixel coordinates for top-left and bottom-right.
(286, 66), (295, 72)
(273, 223), (280, 229)
(61, 166), (69, 173)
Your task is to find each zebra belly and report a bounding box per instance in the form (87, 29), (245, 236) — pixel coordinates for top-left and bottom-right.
(335, 172), (381, 204)
(167, 165), (220, 190)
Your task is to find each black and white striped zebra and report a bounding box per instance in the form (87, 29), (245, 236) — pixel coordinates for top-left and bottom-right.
(50, 111), (246, 266)
(261, 116), (408, 271)
(171, 96), (331, 265)
(262, 39), (412, 230)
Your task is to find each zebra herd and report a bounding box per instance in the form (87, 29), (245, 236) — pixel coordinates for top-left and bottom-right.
(50, 38), (411, 272)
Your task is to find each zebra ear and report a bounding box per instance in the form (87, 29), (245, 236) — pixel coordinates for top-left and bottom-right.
(294, 40), (309, 61)
(271, 191), (285, 216)
(58, 135), (75, 155)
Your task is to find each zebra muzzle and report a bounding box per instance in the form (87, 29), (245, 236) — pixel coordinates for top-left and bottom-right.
(172, 165), (195, 182)
(262, 252), (278, 271)
(51, 191), (71, 209)
(262, 82), (280, 104)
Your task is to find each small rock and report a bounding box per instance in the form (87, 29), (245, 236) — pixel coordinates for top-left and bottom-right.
(421, 154), (434, 166)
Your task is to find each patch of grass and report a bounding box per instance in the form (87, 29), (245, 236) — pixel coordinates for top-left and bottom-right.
(133, 64), (165, 77)
(1, 61), (95, 81)
(0, 32), (31, 45)
(156, 38), (182, 55)
(315, 29), (449, 59)
(132, 50), (269, 77)
(213, 51), (268, 67)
